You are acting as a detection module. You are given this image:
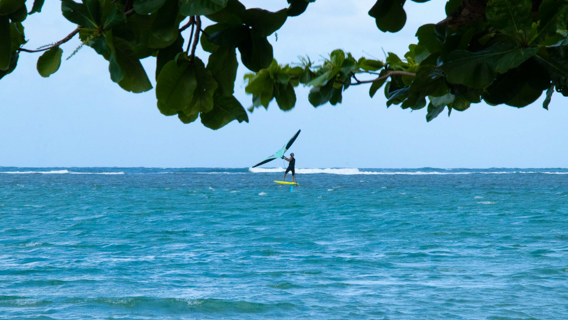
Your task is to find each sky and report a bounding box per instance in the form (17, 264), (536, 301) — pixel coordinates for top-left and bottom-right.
(1, 0), (567, 168)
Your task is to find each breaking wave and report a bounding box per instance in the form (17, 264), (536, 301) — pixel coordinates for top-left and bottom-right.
(248, 168), (568, 175)
(1, 170), (124, 175)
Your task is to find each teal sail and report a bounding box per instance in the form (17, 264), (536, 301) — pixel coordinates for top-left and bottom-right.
(252, 130), (301, 168)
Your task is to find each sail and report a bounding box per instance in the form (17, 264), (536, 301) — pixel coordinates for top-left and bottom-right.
(252, 130), (301, 168)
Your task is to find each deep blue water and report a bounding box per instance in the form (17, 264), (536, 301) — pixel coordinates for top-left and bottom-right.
(1, 167), (567, 319)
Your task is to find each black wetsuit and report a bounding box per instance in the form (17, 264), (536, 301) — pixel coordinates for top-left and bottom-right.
(285, 158), (295, 175)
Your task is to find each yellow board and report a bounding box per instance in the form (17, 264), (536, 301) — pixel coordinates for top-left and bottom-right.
(275, 181), (299, 186)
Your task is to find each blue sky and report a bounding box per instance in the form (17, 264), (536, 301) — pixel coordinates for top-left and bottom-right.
(1, 0), (567, 168)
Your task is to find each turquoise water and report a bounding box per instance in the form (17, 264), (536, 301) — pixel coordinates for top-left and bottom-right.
(1, 167), (567, 319)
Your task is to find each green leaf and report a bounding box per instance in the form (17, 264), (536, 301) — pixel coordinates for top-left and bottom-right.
(407, 65), (448, 97)
(108, 53), (124, 83)
(445, 52), (493, 88)
(482, 69), (524, 105)
(308, 81), (335, 107)
(536, 46), (568, 95)
(493, 47), (539, 74)
(201, 24), (224, 53)
(430, 93), (454, 107)
(368, 0), (407, 33)
(410, 44), (431, 64)
(443, 38), (521, 88)
(358, 57), (384, 71)
(486, 0), (532, 38)
(308, 69), (339, 87)
(178, 111), (199, 124)
(10, 21), (26, 51)
(8, 3), (27, 23)
(426, 103), (444, 122)
(29, 0), (45, 14)
(133, 0), (166, 14)
(238, 29), (273, 72)
(201, 95), (248, 129)
(329, 86), (343, 105)
(149, 0), (179, 48)
(207, 25), (249, 47)
(61, 0), (97, 28)
(369, 77), (387, 98)
(179, 0), (228, 16)
(519, 57), (551, 89)
(205, 0), (244, 24)
(156, 59), (197, 115)
(207, 45), (238, 96)
(0, 0), (25, 15)
(386, 86), (409, 107)
(449, 95), (471, 111)
(330, 49), (345, 67)
(401, 92), (426, 110)
(0, 16), (11, 72)
(275, 83), (296, 111)
(532, 0), (568, 45)
(386, 52), (407, 70)
(445, 0), (462, 15)
(83, 0), (101, 27)
(0, 51), (18, 80)
(506, 83), (542, 108)
(80, 29), (111, 59)
(287, 0), (314, 17)
(103, 4), (126, 30)
(123, 14), (158, 59)
(37, 47), (63, 78)
(543, 85), (554, 110)
(156, 34), (183, 79)
(106, 33), (153, 93)
(245, 69), (274, 107)
(416, 24), (441, 54)
(242, 8), (288, 37)
(188, 57), (218, 113)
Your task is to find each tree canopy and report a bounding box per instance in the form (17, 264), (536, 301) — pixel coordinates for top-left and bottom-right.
(1, 0), (567, 129)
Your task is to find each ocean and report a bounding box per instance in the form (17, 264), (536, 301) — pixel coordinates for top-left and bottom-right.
(1, 167), (567, 319)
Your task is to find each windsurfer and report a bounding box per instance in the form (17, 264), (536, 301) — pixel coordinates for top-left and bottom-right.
(282, 153), (296, 182)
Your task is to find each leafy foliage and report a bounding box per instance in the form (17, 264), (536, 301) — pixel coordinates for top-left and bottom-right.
(37, 46), (62, 77)
(4, 0), (568, 127)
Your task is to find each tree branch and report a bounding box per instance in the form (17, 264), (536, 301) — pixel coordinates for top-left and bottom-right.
(18, 27), (81, 53)
(351, 71), (416, 85)
(186, 16), (196, 54)
(180, 17), (194, 32)
(190, 16), (201, 61)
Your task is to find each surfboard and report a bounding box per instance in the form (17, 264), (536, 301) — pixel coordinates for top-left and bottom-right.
(275, 181), (299, 186)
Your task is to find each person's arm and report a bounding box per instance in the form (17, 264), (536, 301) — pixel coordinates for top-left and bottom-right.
(282, 156), (289, 161)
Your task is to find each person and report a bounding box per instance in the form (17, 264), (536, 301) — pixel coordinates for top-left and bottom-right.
(282, 153), (296, 182)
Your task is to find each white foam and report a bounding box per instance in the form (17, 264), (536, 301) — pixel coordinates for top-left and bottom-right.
(258, 192), (267, 196)
(249, 167), (286, 173)
(70, 172), (124, 175)
(249, 167), (472, 175)
(195, 172), (246, 175)
(1, 170), (124, 175)
(250, 167), (365, 174)
(2, 170), (70, 174)
(249, 168), (568, 175)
